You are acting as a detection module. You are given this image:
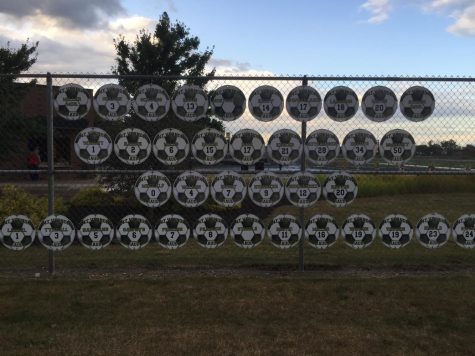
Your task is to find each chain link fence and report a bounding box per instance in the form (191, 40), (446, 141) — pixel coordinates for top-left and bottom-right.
(1, 73), (474, 272)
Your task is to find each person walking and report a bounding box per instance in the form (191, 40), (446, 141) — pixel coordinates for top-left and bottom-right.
(27, 147), (41, 180)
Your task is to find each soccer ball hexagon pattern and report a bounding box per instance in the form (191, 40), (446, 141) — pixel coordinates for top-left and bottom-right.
(134, 171), (172, 208)
(286, 85), (322, 122)
(193, 214), (228, 248)
(379, 214), (413, 249)
(416, 213), (450, 249)
(323, 172), (358, 207)
(155, 214), (190, 249)
(210, 85), (246, 121)
(74, 127), (113, 165)
(285, 172), (321, 208)
(117, 214), (152, 250)
(341, 129), (378, 165)
(248, 172), (284, 207)
(248, 85), (284, 121)
(132, 84), (170, 121)
(305, 214), (339, 249)
(452, 214), (475, 249)
(172, 84), (208, 121)
(305, 129), (340, 166)
(191, 128), (228, 165)
(173, 171), (209, 207)
(0, 215), (36, 251)
(342, 214), (376, 249)
(211, 171), (247, 207)
(362, 86), (398, 122)
(93, 84), (131, 121)
(230, 214), (265, 248)
(38, 215), (75, 251)
(54, 83), (91, 120)
(324, 86), (359, 122)
(400, 86), (435, 121)
(114, 128), (151, 165)
(267, 214), (301, 249)
(379, 129), (416, 165)
(77, 214), (114, 250)
(229, 129), (265, 165)
(153, 128), (190, 166)
(267, 129), (302, 165)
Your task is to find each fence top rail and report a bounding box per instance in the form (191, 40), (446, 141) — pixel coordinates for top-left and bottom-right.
(1, 73), (475, 82)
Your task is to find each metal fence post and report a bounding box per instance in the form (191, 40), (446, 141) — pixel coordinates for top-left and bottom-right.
(46, 72), (55, 275)
(298, 75), (308, 272)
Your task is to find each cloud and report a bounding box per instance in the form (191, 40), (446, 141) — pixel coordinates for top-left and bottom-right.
(360, 0), (392, 24)
(0, 0), (125, 29)
(424, 0), (475, 36)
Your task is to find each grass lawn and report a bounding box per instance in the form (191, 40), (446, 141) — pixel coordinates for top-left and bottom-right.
(0, 192), (474, 355)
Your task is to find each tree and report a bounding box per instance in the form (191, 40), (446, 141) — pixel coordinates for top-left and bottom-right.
(99, 12), (223, 192)
(0, 40), (40, 163)
(440, 139), (460, 156)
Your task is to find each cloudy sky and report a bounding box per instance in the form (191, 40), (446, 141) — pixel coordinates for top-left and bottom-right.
(0, 0), (475, 75)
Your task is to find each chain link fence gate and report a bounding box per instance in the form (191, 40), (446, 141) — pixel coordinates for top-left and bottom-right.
(1, 73), (474, 274)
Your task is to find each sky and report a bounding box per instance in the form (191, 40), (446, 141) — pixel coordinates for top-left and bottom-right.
(1, 0), (475, 76)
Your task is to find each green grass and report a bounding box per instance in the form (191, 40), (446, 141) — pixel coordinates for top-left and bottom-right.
(1, 277), (475, 355)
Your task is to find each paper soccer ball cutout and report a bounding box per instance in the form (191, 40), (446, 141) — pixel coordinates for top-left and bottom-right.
(248, 172), (284, 207)
(132, 84), (170, 121)
(379, 129), (416, 165)
(285, 172), (321, 208)
(324, 86), (359, 122)
(193, 214), (228, 248)
(155, 214), (190, 249)
(305, 129), (340, 166)
(38, 215), (75, 251)
(230, 214), (265, 248)
(452, 214), (475, 249)
(117, 214), (152, 250)
(286, 85), (322, 122)
(114, 128), (151, 165)
(267, 129), (302, 165)
(210, 85), (246, 121)
(54, 83), (91, 120)
(305, 214), (339, 249)
(362, 86), (398, 122)
(173, 171), (209, 207)
(153, 128), (190, 166)
(342, 129), (378, 165)
(134, 171), (172, 208)
(211, 171), (247, 207)
(342, 214), (376, 249)
(267, 214), (301, 249)
(191, 128), (228, 165)
(229, 129), (265, 165)
(400, 86), (435, 122)
(416, 213), (450, 249)
(93, 84), (131, 120)
(379, 214), (413, 249)
(172, 84), (208, 121)
(0, 215), (36, 251)
(74, 127), (112, 165)
(323, 172), (358, 207)
(248, 85), (284, 121)
(77, 214), (114, 250)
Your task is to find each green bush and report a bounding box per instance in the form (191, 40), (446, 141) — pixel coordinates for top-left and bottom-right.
(69, 186), (122, 207)
(0, 185), (65, 226)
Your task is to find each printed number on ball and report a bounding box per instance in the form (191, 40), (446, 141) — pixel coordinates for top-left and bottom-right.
(0, 215), (35, 251)
(267, 129), (302, 165)
(305, 214), (339, 249)
(452, 214), (475, 249)
(173, 171), (209, 207)
(416, 213), (450, 249)
(172, 84), (208, 121)
(191, 128), (228, 165)
(114, 128), (151, 165)
(229, 129), (265, 165)
(324, 86), (358, 122)
(286, 85), (322, 122)
(362, 86), (397, 122)
(248, 85), (284, 122)
(379, 214), (413, 249)
(93, 84), (131, 120)
(117, 214), (152, 250)
(153, 128), (189, 166)
(248, 172), (284, 207)
(193, 214), (228, 248)
(78, 214), (114, 250)
(132, 84), (170, 121)
(210, 85), (246, 121)
(54, 83), (91, 120)
(134, 171), (172, 208)
(155, 214), (189, 249)
(285, 172), (321, 207)
(342, 214), (376, 249)
(267, 214), (301, 249)
(379, 129), (416, 165)
(38, 215), (75, 251)
(230, 214), (265, 248)
(342, 129), (378, 165)
(74, 127), (112, 165)
(305, 129), (340, 166)
(323, 172), (358, 207)
(400, 86), (435, 122)
(211, 171), (247, 207)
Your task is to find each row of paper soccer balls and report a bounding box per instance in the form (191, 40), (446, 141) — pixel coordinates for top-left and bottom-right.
(55, 83), (435, 123)
(76, 126), (416, 166)
(0, 213), (473, 252)
(133, 170), (357, 208)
